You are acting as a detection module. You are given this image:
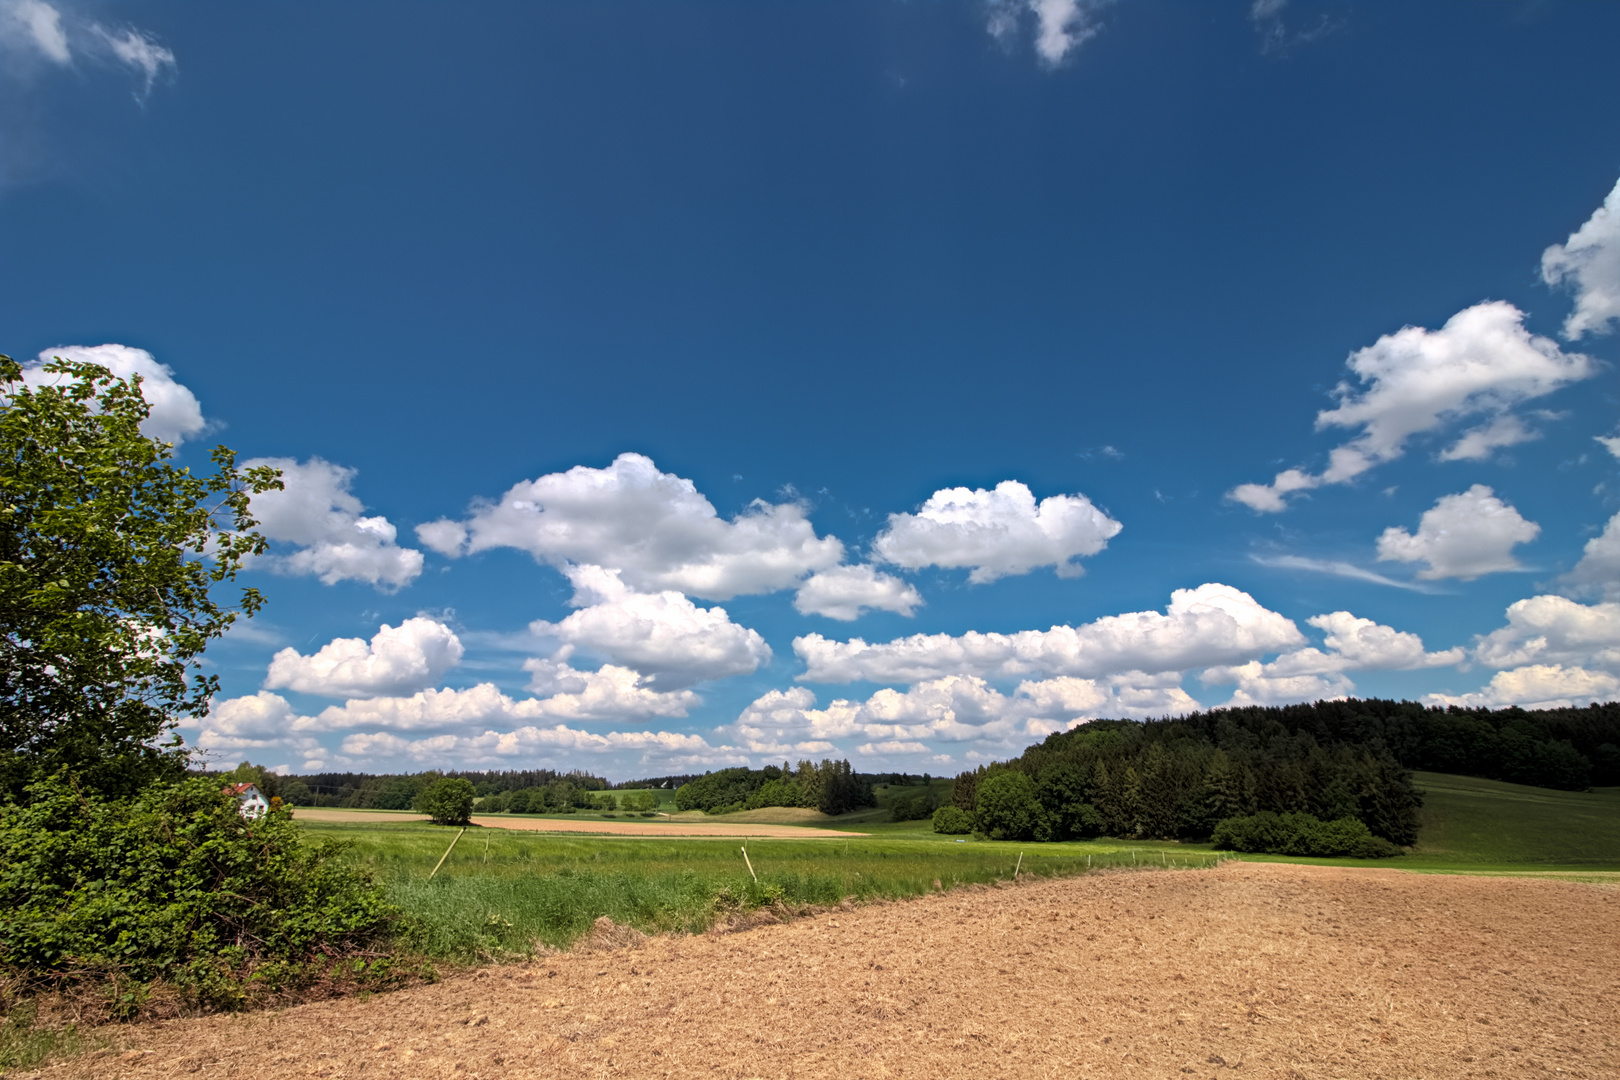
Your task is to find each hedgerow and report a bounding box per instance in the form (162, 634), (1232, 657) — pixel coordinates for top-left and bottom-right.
(0, 776), (407, 1017)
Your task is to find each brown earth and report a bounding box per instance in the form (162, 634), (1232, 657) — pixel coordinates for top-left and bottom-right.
(38, 862), (1620, 1079)
(293, 808), (863, 838)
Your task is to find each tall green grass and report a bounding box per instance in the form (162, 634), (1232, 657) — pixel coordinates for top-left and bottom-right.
(300, 822), (1215, 959)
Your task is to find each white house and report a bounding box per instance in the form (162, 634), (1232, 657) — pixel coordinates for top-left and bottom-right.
(227, 783), (270, 819)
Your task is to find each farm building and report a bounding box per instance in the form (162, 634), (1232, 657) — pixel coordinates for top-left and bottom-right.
(226, 783), (270, 819)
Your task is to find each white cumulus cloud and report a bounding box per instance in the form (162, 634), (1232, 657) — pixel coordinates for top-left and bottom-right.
(309, 670), (697, 733)
(793, 564), (923, 621)
(872, 480), (1121, 584)
(336, 725), (729, 772)
(795, 583), (1303, 684)
(1228, 302), (1596, 512)
(183, 691), (332, 772)
(1472, 595), (1620, 672)
(527, 565), (770, 689)
(1542, 176), (1620, 340)
(23, 344), (205, 445)
(246, 457), (424, 590)
(1562, 510), (1620, 602)
(1376, 485), (1539, 581)
(263, 617), (464, 699)
(417, 453), (843, 601)
(1202, 610), (1462, 707)
(724, 671), (1197, 759)
(1426, 664), (1620, 711)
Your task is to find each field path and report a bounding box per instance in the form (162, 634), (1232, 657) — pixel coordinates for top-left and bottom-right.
(294, 808), (865, 838)
(50, 862), (1619, 1078)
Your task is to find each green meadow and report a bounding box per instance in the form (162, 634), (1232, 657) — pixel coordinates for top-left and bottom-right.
(301, 772), (1620, 961)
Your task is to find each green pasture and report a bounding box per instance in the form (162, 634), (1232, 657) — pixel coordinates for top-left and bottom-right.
(299, 818), (1210, 960)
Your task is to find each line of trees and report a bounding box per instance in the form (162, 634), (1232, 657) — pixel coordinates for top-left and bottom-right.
(261, 767), (614, 809)
(673, 760), (876, 816)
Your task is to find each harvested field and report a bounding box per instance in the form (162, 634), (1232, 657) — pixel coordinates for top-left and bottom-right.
(45, 862), (1618, 1078)
(292, 809), (864, 838)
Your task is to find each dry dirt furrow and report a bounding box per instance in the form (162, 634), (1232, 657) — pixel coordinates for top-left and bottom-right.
(43, 861), (1620, 1079)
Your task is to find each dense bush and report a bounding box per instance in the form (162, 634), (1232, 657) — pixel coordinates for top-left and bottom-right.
(931, 805), (973, 834)
(1211, 811), (1402, 858)
(414, 778), (475, 825)
(0, 777), (399, 1012)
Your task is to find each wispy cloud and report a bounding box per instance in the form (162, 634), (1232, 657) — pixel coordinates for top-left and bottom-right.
(0, 0), (175, 101)
(1249, 553), (1440, 593)
(1249, 0), (1341, 56)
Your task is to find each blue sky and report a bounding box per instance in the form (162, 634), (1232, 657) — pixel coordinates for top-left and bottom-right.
(2, 0), (1617, 778)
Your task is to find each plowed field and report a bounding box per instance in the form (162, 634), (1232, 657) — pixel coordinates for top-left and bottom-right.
(45, 862), (1619, 1078)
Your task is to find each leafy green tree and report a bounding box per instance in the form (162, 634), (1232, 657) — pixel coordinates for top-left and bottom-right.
(415, 777), (476, 825)
(0, 357), (281, 801)
(973, 771), (1046, 841)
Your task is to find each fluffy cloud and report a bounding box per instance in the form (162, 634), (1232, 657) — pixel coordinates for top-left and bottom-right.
(986, 0), (1108, 68)
(1376, 485), (1539, 581)
(1202, 664), (1354, 709)
(1472, 595), (1620, 672)
(263, 617), (464, 699)
(192, 661), (715, 771)
(1228, 302), (1596, 512)
(1426, 664), (1620, 711)
(23, 344), (205, 445)
(724, 672), (1196, 758)
(793, 564), (923, 621)
(527, 565), (770, 688)
(1303, 611), (1465, 670)
(182, 691), (332, 772)
(246, 457), (424, 589)
(1562, 510), (1620, 602)
(417, 453), (843, 601)
(1542, 176), (1620, 340)
(795, 583), (1303, 684)
(871, 481), (1121, 584)
(337, 725), (727, 772)
(1203, 610), (1462, 707)
(321, 674), (694, 731)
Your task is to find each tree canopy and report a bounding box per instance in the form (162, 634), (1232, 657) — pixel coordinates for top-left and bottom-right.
(0, 356), (281, 800)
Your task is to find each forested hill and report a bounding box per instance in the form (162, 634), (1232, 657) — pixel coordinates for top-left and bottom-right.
(1158, 699), (1619, 791)
(951, 699), (1618, 848)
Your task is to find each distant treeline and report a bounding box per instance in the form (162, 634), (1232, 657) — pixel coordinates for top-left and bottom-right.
(674, 760), (876, 817)
(243, 768), (615, 809)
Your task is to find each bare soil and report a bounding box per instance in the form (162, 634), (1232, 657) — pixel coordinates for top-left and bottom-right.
(293, 809), (863, 838)
(40, 862), (1619, 1078)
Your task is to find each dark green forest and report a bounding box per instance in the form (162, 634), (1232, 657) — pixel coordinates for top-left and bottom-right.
(946, 698), (1620, 850)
